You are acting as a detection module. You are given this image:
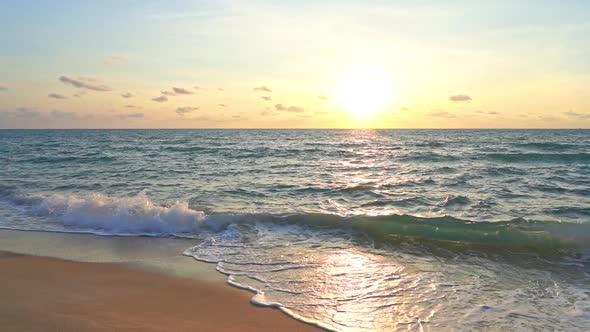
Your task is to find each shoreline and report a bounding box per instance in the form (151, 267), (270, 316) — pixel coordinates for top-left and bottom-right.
(0, 230), (321, 331)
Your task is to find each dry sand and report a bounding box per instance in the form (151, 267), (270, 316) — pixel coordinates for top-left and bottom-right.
(0, 251), (321, 332)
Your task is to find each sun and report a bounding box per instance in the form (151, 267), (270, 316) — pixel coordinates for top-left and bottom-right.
(333, 66), (395, 116)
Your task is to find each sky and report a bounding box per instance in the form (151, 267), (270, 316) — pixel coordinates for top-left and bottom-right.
(0, 0), (589, 128)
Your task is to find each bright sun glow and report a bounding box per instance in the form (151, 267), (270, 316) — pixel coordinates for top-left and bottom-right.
(334, 66), (395, 116)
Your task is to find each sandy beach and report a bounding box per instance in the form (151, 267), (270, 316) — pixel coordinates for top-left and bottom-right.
(0, 250), (320, 332)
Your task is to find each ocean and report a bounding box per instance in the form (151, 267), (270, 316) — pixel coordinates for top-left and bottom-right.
(0, 129), (589, 331)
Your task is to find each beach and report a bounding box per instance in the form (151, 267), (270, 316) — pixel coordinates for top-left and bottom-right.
(0, 231), (320, 332)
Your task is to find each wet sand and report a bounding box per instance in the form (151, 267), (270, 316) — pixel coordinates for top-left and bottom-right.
(0, 250), (320, 332)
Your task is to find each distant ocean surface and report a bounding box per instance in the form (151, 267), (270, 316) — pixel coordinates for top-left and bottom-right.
(1, 129), (589, 331)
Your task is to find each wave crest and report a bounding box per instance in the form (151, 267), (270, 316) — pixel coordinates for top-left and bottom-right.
(1, 190), (588, 254)
(26, 191), (212, 235)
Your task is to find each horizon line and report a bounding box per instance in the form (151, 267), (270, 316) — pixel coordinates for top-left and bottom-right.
(1, 127), (589, 130)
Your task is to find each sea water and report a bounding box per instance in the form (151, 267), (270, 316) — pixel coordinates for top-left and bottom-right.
(0, 129), (589, 331)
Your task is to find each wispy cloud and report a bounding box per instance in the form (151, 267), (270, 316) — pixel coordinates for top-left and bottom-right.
(121, 92), (133, 98)
(176, 106), (199, 115)
(59, 76), (112, 92)
(13, 107), (40, 118)
(48, 93), (67, 99)
(152, 96), (168, 103)
(119, 112), (144, 119)
(218, 103), (227, 107)
(161, 90), (175, 96)
(103, 55), (126, 65)
(172, 87), (193, 95)
(50, 110), (78, 119)
(564, 111), (590, 119)
(261, 96), (271, 101)
(429, 111), (455, 118)
(318, 95), (328, 100)
(125, 105), (141, 109)
(254, 86), (272, 93)
(218, 88), (224, 92)
(449, 94), (472, 102)
(194, 115), (212, 121)
(0, 85), (6, 91)
(275, 104), (305, 113)
(538, 115), (559, 121)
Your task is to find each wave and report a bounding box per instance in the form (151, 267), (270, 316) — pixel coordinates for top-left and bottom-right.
(415, 141), (445, 148)
(0, 190), (222, 236)
(401, 153), (460, 162)
(545, 206), (590, 217)
(484, 153), (590, 163)
(0, 190), (589, 254)
(439, 195), (470, 206)
(160, 145), (323, 158)
(160, 145), (221, 153)
(514, 142), (578, 151)
(24, 155), (115, 163)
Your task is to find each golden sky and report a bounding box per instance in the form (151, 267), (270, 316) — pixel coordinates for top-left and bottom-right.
(1, 1), (589, 128)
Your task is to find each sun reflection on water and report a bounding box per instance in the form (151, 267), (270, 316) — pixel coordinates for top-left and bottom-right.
(308, 248), (437, 331)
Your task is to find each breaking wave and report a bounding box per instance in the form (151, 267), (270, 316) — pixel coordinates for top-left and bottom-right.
(0, 190), (588, 254)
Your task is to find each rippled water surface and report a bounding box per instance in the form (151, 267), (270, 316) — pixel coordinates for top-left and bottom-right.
(1, 129), (589, 331)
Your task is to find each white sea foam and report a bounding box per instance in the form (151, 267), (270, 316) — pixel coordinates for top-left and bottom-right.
(26, 191), (213, 235)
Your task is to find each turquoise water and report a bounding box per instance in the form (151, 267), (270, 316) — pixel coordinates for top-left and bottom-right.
(1, 129), (589, 330)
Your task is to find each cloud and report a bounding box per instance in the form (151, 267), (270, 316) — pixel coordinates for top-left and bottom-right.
(161, 90), (175, 96)
(194, 86), (200, 90)
(125, 105), (141, 109)
(0, 86), (6, 91)
(449, 94), (472, 102)
(218, 104), (227, 107)
(487, 111), (500, 115)
(121, 92), (133, 98)
(119, 112), (144, 119)
(275, 104), (305, 113)
(59, 76), (112, 91)
(152, 96), (168, 103)
(538, 115), (559, 121)
(429, 111), (455, 118)
(314, 111), (329, 115)
(172, 87), (193, 95)
(399, 107), (409, 112)
(253, 86), (272, 93)
(73, 91), (86, 98)
(48, 93), (67, 99)
(318, 95), (328, 100)
(564, 111), (590, 119)
(189, 115), (216, 122)
(176, 106), (199, 116)
(13, 107), (40, 118)
(103, 56), (126, 65)
(261, 96), (271, 101)
(50, 110), (78, 119)
(218, 88), (224, 92)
